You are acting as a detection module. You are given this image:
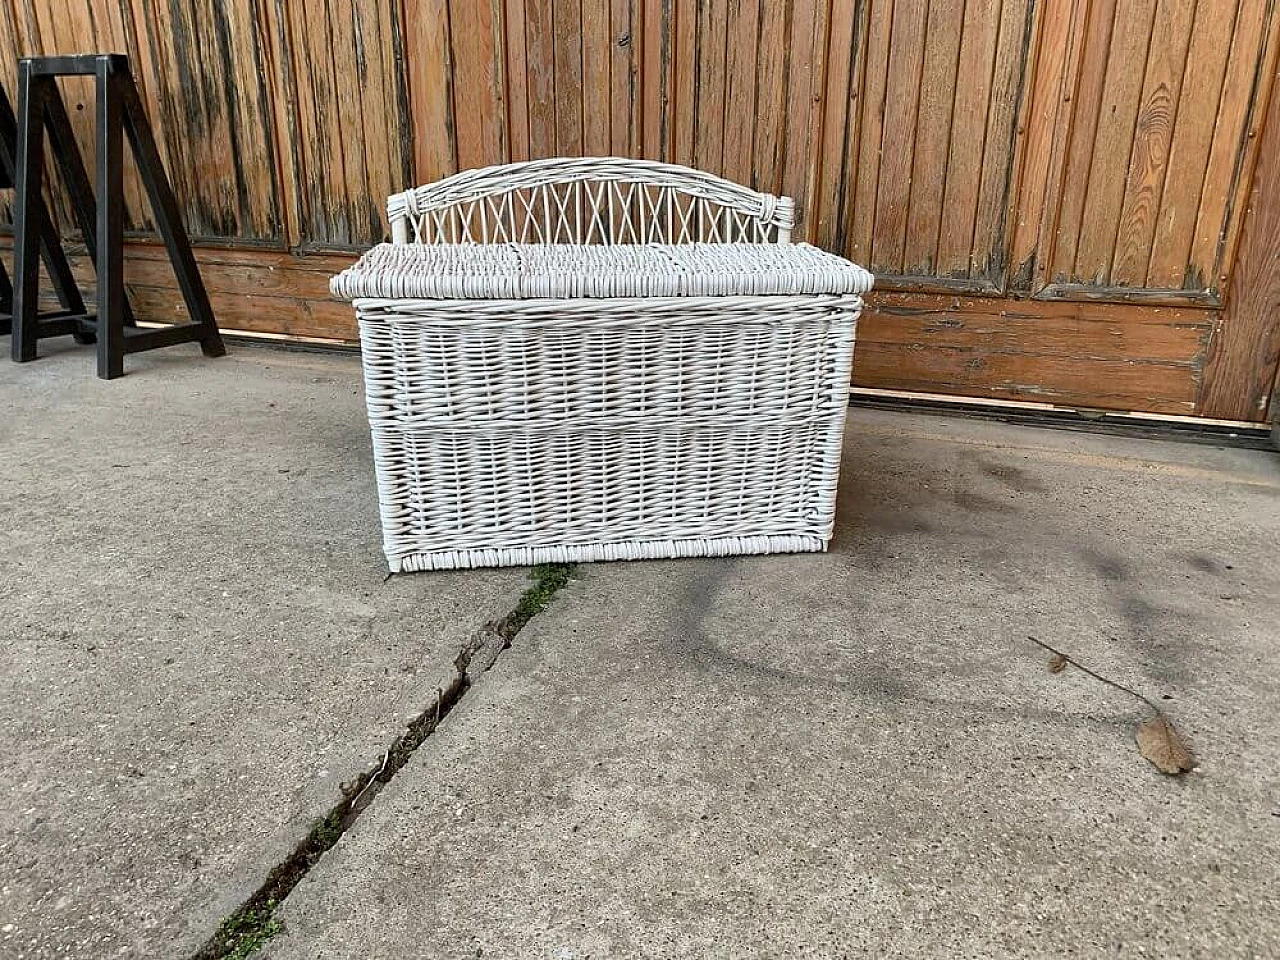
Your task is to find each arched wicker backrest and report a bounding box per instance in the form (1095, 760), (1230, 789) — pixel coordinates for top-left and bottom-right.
(388, 157), (794, 245)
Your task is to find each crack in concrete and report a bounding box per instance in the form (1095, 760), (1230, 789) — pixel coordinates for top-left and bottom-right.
(191, 563), (576, 960)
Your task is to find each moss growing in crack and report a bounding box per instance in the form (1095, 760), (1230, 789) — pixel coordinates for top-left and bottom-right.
(208, 900), (283, 960)
(310, 809), (345, 851)
(196, 563), (575, 959)
(510, 563), (575, 631)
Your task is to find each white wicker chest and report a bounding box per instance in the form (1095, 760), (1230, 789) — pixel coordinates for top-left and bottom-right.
(331, 158), (873, 572)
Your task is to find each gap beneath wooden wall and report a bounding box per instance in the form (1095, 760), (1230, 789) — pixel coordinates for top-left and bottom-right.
(849, 387), (1275, 450)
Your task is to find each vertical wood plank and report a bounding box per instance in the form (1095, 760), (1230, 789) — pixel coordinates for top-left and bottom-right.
(1146, 0), (1235, 288)
(903, 0), (963, 274)
(672, 0), (696, 165)
(781, 0), (829, 238)
(1193, 0), (1276, 289)
(812, 0), (865, 251)
(610, 0), (641, 156)
(282, 0), (413, 246)
(971, 0), (1032, 281)
(554, 0), (584, 154)
(936, 0), (1001, 274)
(259, 0), (303, 246)
(452, 0), (506, 168)
(1046, 0), (1116, 281)
(849, 0), (892, 267)
(130, 0), (288, 242)
(406, 0), (456, 183)
(721, 0), (758, 186)
(870, 0), (927, 273)
(582, 0), (612, 155)
(1072, 0), (1157, 284)
(640, 0), (672, 159)
(1198, 60), (1280, 420)
(504, 0), (531, 162)
(526, 0), (556, 157)
(1010, 0), (1084, 289)
(751, 0), (787, 194)
(692, 0), (728, 172)
(1109, 0), (1195, 285)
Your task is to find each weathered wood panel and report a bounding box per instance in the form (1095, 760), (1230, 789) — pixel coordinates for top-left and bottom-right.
(1043, 0), (1277, 301)
(281, 0), (412, 248)
(0, 0), (286, 243)
(129, 0), (285, 241)
(404, 0), (456, 182)
(854, 293), (1214, 414)
(1199, 55), (1280, 420)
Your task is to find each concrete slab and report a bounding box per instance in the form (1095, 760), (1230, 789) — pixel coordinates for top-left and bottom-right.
(0, 341), (525, 958)
(270, 409), (1280, 959)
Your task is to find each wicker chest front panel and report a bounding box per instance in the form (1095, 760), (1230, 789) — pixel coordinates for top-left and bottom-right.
(356, 294), (859, 570)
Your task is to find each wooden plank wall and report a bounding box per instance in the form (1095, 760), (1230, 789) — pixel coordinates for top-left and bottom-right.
(2, 0), (1279, 422)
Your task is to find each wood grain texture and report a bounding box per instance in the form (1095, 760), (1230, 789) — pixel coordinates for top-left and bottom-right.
(1, 0), (1276, 423)
(554, 0), (584, 155)
(405, 0), (456, 182)
(870, 0), (928, 273)
(11, 0), (149, 232)
(1198, 60), (1280, 421)
(610, 0), (641, 156)
(722, 0), (759, 186)
(903, 0), (963, 276)
(1048, 0), (1117, 282)
(640, 0), (672, 159)
(1010, 0), (1083, 287)
(128, 0), (285, 242)
(582, 0), (612, 155)
(525, 0), (556, 157)
(691, 0), (728, 173)
(1145, 0), (1234, 288)
(1189, 0), (1270, 287)
(1109, 0), (1195, 286)
(854, 291), (1212, 414)
(751, 0), (786, 193)
(937, 0), (1005, 278)
(452, 0), (506, 168)
(971, 0), (1032, 283)
(781, 0), (828, 237)
(1072, 0), (1157, 285)
(504, 0), (530, 162)
(1044, 0), (1276, 300)
(1210, 0), (1280, 290)
(848, 0), (892, 267)
(284, 0), (412, 247)
(671, 0), (696, 164)
(812, 0), (865, 250)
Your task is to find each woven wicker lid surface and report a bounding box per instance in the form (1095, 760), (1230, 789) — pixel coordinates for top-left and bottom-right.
(331, 242), (873, 301)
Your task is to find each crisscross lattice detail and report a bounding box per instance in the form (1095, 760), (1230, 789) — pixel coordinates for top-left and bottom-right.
(388, 157), (794, 245)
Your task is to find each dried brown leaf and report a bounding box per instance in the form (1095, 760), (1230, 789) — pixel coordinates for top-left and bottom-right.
(1048, 653), (1068, 674)
(1136, 713), (1196, 775)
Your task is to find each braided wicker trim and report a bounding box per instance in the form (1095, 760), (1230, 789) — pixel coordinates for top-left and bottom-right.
(331, 242), (873, 301)
(389, 535), (826, 572)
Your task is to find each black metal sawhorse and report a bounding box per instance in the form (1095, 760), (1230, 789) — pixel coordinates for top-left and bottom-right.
(9, 54), (224, 379)
(0, 84), (95, 345)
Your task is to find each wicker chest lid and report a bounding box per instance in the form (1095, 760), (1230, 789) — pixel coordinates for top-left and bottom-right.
(331, 242), (873, 301)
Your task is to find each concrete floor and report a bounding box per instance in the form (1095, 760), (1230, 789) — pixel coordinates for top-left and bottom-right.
(0, 342), (526, 957)
(2, 340), (1278, 959)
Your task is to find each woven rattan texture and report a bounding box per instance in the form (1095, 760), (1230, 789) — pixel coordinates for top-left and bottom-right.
(332, 243), (873, 300)
(338, 158), (870, 571)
